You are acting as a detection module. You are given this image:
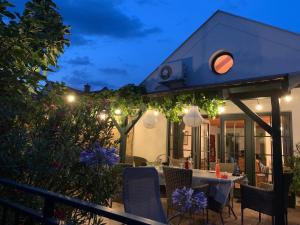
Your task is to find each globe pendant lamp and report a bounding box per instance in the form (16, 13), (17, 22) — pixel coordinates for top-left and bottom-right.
(183, 106), (204, 127)
(143, 110), (158, 129)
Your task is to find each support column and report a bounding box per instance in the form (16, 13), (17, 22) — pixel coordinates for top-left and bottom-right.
(119, 133), (127, 163)
(112, 110), (144, 163)
(271, 95), (285, 225)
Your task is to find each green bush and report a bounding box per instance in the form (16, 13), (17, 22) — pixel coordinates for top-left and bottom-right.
(290, 143), (300, 196)
(0, 1), (123, 224)
(0, 84), (122, 224)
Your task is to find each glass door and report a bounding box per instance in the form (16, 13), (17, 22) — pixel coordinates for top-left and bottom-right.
(198, 123), (209, 170)
(220, 115), (254, 183)
(253, 113), (293, 186)
(223, 119), (246, 172)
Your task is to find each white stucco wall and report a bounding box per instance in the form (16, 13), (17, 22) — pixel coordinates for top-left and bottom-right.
(132, 88), (300, 162)
(132, 112), (167, 162)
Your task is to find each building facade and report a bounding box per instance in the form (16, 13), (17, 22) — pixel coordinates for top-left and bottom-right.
(129, 11), (300, 186)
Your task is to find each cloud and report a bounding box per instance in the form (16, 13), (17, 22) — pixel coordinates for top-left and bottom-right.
(66, 56), (92, 66)
(59, 0), (161, 39)
(99, 67), (128, 76)
(70, 34), (93, 46)
(63, 69), (115, 90)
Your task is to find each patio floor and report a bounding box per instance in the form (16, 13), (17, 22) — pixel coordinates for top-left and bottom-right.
(106, 197), (300, 225)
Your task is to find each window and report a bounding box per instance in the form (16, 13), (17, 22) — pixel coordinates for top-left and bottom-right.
(211, 51), (234, 74)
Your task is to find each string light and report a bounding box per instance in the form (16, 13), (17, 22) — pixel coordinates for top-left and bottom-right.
(114, 109), (122, 115)
(66, 94), (75, 103)
(218, 106), (225, 114)
(183, 108), (189, 114)
(99, 111), (107, 120)
(284, 95), (292, 102)
(255, 99), (263, 111)
(153, 110), (159, 116)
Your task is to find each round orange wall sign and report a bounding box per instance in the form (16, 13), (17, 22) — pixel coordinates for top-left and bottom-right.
(211, 52), (234, 75)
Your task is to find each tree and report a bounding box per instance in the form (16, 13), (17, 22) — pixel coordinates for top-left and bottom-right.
(0, 0), (70, 134)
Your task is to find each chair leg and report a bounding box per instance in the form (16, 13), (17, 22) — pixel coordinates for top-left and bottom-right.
(241, 209), (244, 225)
(229, 205), (237, 219)
(219, 212), (224, 225)
(206, 209), (208, 224)
(1, 207), (7, 225)
(259, 211), (261, 222)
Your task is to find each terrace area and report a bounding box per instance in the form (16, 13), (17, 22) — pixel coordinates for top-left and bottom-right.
(1, 1), (300, 225)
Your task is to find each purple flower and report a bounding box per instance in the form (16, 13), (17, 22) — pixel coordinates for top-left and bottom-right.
(172, 187), (207, 213)
(80, 142), (119, 167)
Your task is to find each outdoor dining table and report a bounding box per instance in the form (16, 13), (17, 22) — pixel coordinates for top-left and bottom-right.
(156, 167), (247, 208)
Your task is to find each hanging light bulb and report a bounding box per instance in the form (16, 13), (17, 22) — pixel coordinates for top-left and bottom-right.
(218, 106), (225, 114)
(183, 106), (204, 127)
(143, 110), (158, 129)
(255, 99), (263, 111)
(153, 110), (159, 116)
(98, 111), (107, 120)
(183, 107), (189, 114)
(114, 108), (122, 115)
(284, 95), (292, 102)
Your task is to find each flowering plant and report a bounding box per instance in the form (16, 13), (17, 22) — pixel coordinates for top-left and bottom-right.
(80, 142), (119, 167)
(172, 187), (207, 213)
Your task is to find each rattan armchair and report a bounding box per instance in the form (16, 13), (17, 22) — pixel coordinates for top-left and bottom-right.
(240, 172), (293, 225)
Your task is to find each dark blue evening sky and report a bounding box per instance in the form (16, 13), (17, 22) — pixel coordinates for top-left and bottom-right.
(12, 0), (300, 91)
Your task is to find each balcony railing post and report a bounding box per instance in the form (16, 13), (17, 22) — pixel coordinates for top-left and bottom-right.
(14, 211), (19, 225)
(43, 198), (55, 219)
(1, 206), (7, 225)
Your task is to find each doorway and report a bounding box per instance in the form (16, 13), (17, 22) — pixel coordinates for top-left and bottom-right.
(208, 112), (292, 185)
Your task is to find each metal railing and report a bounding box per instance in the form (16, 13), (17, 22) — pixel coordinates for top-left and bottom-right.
(0, 178), (166, 225)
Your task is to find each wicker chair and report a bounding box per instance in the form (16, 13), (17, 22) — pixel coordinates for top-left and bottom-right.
(240, 172), (293, 225)
(209, 162), (234, 173)
(133, 156), (148, 167)
(162, 166), (209, 216)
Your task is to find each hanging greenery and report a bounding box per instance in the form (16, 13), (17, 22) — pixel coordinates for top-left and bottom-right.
(97, 85), (224, 123)
(147, 93), (224, 122)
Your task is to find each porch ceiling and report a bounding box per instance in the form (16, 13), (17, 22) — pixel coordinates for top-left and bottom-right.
(145, 72), (300, 100)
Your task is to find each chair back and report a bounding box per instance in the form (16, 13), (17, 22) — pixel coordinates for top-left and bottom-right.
(133, 156), (148, 167)
(210, 162), (234, 173)
(163, 166), (192, 210)
(123, 167), (167, 223)
(240, 172), (293, 216)
(169, 158), (185, 167)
